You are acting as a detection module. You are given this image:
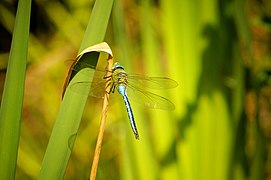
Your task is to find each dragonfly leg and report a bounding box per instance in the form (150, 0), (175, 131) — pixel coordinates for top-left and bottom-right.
(110, 84), (116, 94)
(103, 75), (112, 79)
(105, 80), (113, 94)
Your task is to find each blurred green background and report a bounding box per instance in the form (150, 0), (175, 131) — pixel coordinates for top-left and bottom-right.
(1, 0), (271, 179)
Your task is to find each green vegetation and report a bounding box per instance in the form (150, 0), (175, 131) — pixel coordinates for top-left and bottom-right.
(38, 0), (113, 179)
(0, 0), (270, 179)
(0, 0), (31, 179)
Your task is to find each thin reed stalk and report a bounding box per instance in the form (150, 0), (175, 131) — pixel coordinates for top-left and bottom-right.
(90, 58), (113, 179)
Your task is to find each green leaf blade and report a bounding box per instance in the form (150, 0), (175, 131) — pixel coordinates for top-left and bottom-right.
(0, 0), (32, 178)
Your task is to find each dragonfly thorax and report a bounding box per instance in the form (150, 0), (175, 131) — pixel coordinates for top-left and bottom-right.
(111, 62), (128, 86)
(112, 68), (128, 86)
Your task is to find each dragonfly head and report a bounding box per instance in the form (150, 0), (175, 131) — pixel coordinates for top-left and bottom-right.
(112, 62), (124, 70)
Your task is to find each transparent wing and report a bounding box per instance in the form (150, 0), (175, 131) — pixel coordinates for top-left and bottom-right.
(127, 74), (178, 90)
(65, 60), (177, 107)
(126, 83), (175, 110)
(69, 68), (110, 98)
(70, 81), (109, 98)
(66, 60), (177, 89)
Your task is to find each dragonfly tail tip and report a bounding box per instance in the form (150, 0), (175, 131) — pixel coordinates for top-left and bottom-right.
(135, 134), (140, 140)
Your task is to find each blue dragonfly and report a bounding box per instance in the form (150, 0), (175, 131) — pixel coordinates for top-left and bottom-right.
(64, 61), (178, 140)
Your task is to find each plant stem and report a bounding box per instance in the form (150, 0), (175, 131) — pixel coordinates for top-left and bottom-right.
(90, 58), (113, 180)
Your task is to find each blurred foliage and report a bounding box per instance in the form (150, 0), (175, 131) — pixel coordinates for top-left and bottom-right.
(1, 0), (271, 179)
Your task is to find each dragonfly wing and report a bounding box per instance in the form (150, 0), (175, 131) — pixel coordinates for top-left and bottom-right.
(70, 81), (109, 98)
(127, 74), (178, 89)
(68, 68), (110, 98)
(126, 84), (175, 110)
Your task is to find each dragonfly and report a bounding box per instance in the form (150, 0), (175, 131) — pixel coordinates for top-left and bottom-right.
(64, 61), (178, 140)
